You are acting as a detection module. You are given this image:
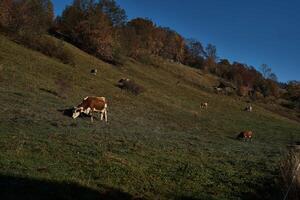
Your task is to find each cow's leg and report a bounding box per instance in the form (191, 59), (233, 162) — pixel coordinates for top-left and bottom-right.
(104, 109), (108, 122)
(90, 112), (94, 123)
(100, 111), (104, 121)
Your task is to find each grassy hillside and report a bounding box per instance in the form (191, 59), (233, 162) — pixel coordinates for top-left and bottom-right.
(0, 34), (299, 200)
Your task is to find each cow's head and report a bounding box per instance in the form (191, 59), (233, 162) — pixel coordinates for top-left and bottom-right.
(72, 107), (82, 119)
(72, 107), (91, 119)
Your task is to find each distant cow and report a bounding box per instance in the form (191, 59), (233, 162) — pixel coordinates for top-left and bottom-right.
(91, 69), (97, 75)
(245, 105), (253, 112)
(236, 130), (253, 141)
(201, 102), (208, 109)
(72, 96), (108, 122)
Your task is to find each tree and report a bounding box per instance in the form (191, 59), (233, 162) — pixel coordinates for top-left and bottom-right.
(159, 28), (185, 62)
(216, 59), (231, 78)
(269, 73), (278, 82)
(260, 63), (279, 83)
(0, 0), (13, 28)
(58, 0), (114, 61)
(0, 0), (54, 33)
(124, 18), (156, 57)
(205, 44), (217, 60)
(218, 59), (230, 66)
(260, 64), (272, 78)
(184, 38), (205, 68)
(186, 39), (205, 58)
(45, 0), (54, 27)
(286, 81), (300, 102)
(58, 3), (85, 38)
(99, 0), (127, 27)
(205, 43), (217, 71)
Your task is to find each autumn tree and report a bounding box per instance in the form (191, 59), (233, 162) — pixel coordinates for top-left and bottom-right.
(205, 43), (218, 72)
(159, 28), (185, 62)
(99, 0), (127, 27)
(0, 0), (13, 29)
(58, 0), (114, 61)
(118, 25), (139, 57)
(0, 0), (54, 33)
(285, 81), (300, 107)
(121, 18), (158, 59)
(216, 59), (231, 78)
(183, 38), (205, 68)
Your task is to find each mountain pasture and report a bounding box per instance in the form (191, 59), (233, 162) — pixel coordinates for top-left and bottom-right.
(0, 34), (299, 200)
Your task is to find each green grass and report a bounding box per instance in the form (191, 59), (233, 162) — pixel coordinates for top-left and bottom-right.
(0, 34), (299, 200)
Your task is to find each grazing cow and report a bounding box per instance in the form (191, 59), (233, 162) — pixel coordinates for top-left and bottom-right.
(72, 96), (108, 122)
(245, 105), (253, 112)
(236, 130), (253, 141)
(201, 102), (208, 109)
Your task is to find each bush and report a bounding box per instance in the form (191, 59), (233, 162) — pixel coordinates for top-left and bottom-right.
(117, 78), (144, 95)
(281, 101), (297, 109)
(237, 86), (249, 96)
(111, 48), (127, 66)
(137, 54), (153, 65)
(16, 33), (74, 65)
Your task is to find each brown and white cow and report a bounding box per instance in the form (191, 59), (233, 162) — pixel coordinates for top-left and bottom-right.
(236, 130), (253, 140)
(72, 96), (108, 122)
(201, 102), (208, 109)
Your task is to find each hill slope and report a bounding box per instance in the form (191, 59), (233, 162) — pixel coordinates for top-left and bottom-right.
(0, 34), (299, 200)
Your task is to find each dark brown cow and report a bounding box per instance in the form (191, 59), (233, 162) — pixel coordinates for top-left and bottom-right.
(236, 130), (253, 140)
(72, 96), (108, 122)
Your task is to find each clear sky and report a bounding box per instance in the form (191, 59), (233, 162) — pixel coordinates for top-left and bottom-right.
(52, 0), (300, 82)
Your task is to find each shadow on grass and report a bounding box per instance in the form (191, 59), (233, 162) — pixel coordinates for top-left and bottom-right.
(0, 174), (139, 200)
(175, 175), (282, 200)
(58, 107), (74, 118)
(57, 108), (96, 120)
(238, 176), (283, 200)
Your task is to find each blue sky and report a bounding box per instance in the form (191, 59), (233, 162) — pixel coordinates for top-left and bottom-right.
(52, 0), (300, 82)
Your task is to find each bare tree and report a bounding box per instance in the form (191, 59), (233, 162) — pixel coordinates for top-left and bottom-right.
(260, 64), (272, 79)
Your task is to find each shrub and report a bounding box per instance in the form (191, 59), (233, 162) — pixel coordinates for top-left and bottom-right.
(16, 33), (74, 65)
(137, 53), (153, 66)
(111, 48), (127, 66)
(237, 86), (249, 96)
(281, 100), (297, 110)
(117, 78), (144, 95)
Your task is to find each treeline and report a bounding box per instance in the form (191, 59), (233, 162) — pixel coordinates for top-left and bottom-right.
(0, 0), (299, 105)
